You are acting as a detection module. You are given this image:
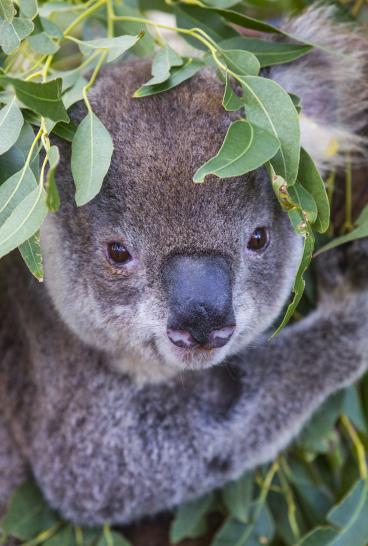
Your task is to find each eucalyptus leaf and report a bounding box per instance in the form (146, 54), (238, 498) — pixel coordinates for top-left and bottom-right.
(220, 36), (313, 67)
(0, 0), (15, 22)
(297, 148), (330, 233)
(221, 48), (260, 76)
(212, 504), (275, 546)
(0, 166), (37, 225)
(170, 493), (214, 543)
(28, 31), (59, 54)
(273, 225), (314, 335)
(143, 45), (183, 86)
(134, 58), (204, 98)
(0, 16), (34, 54)
(222, 74), (245, 111)
(174, 4), (238, 51)
(18, 230), (43, 280)
(71, 112), (114, 206)
(0, 97), (24, 155)
(97, 529), (132, 546)
(193, 119), (280, 183)
(288, 182), (318, 224)
(222, 472), (253, 523)
(19, 0), (38, 19)
(316, 203), (368, 255)
(46, 145), (60, 212)
(299, 527), (339, 546)
(327, 480), (368, 546)
(241, 76), (300, 184)
(0, 183), (48, 258)
(74, 33), (142, 63)
(1, 481), (58, 540)
(18, 0), (38, 19)
(0, 77), (69, 122)
(343, 387), (368, 433)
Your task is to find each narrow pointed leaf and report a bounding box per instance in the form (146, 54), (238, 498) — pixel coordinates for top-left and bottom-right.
(19, 230), (43, 280)
(71, 112), (113, 207)
(0, 184), (48, 258)
(0, 97), (24, 155)
(45, 145), (60, 212)
(223, 75), (245, 111)
(170, 494), (214, 543)
(0, 166), (37, 225)
(193, 119), (279, 183)
(221, 49), (260, 76)
(297, 148), (330, 233)
(220, 37), (313, 67)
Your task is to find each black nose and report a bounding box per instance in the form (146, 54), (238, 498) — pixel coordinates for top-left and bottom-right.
(163, 255), (236, 349)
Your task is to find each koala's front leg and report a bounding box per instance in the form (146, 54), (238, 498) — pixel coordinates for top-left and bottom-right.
(236, 239), (368, 468)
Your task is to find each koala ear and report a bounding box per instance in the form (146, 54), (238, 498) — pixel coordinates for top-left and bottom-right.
(269, 6), (368, 173)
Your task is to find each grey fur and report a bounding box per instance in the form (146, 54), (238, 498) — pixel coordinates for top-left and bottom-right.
(0, 6), (367, 526)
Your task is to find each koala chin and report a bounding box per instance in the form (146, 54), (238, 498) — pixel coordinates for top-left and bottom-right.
(1, 5), (368, 527)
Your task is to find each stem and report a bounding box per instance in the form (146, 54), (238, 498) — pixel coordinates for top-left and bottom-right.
(82, 51), (108, 113)
(106, 0), (114, 38)
(341, 415), (367, 479)
(342, 153), (353, 234)
(278, 458), (300, 540)
(64, 0), (107, 36)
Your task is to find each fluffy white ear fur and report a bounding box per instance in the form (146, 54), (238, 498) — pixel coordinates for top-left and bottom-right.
(270, 6), (368, 172)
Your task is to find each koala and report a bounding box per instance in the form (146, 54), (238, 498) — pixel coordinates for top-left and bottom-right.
(0, 5), (368, 528)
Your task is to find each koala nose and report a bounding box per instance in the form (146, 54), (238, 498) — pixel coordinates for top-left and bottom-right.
(167, 325), (235, 349)
(163, 255), (236, 350)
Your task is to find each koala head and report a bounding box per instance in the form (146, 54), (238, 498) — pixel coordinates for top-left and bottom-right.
(41, 60), (302, 382)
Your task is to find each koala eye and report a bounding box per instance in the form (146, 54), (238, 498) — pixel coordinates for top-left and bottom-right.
(107, 242), (132, 265)
(247, 227), (269, 252)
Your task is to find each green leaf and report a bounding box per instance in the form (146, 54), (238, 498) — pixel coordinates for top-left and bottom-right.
(0, 97), (24, 155)
(202, 0), (240, 6)
(71, 112), (113, 207)
(0, 165), (37, 225)
(42, 525), (77, 546)
(273, 223), (314, 335)
(134, 58), (204, 98)
(327, 480), (368, 546)
(28, 31), (59, 54)
(143, 45), (183, 86)
(222, 472), (253, 523)
(0, 17), (34, 54)
(0, 77), (69, 122)
(297, 148), (330, 233)
(1, 481), (58, 540)
(220, 37), (313, 67)
(0, 183), (48, 259)
(288, 182), (318, 224)
(241, 76), (300, 184)
(221, 48), (260, 76)
(316, 203), (368, 255)
(113, 3), (155, 58)
(342, 387), (368, 434)
(299, 527), (339, 546)
(222, 74), (245, 112)
(0, 0), (15, 22)
(97, 530), (132, 546)
(193, 119), (279, 183)
(170, 493), (214, 543)
(174, 4), (238, 51)
(212, 504), (275, 546)
(45, 145), (60, 212)
(18, 230), (43, 280)
(18, 0), (38, 19)
(297, 392), (344, 453)
(74, 33), (142, 63)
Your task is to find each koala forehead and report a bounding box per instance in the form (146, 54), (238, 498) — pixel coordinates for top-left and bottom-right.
(69, 59), (277, 258)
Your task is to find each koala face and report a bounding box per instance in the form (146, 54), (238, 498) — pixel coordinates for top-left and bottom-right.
(41, 60), (302, 380)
